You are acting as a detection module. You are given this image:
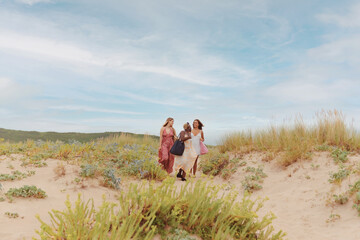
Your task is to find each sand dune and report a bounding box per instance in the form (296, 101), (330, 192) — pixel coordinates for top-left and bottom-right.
(1, 152), (360, 240)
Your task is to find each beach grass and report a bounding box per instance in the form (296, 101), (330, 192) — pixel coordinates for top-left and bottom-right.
(219, 110), (360, 166)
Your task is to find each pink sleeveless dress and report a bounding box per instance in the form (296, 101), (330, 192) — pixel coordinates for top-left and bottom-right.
(158, 128), (175, 174)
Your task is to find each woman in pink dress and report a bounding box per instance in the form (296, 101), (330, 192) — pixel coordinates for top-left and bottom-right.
(158, 117), (176, 174)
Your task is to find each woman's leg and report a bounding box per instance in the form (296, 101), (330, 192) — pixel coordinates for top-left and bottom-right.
(176, 169), (183, 178)
(192, 156), (199, 175)
(181, 168), (186, 181)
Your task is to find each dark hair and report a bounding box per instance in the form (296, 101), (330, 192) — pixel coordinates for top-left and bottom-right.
(193, 119), (204, 130)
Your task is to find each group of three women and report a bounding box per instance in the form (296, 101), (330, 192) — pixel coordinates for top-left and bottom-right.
(158, 117), (204, 181)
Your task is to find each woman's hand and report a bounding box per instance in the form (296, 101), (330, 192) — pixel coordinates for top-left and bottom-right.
(200, 138), (204, 142)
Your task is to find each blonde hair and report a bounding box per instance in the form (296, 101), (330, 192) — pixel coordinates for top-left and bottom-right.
(163, 117), (177, 140)
(183, 122), (190, 130)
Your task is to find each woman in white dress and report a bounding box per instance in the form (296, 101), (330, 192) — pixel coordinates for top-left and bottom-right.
(173, 122), (198, 181)
(191, 119), (204, 175)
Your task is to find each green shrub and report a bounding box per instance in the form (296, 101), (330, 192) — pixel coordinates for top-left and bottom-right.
(328, 166), (350, 184)
(102, 169), (121, 189)
(242, 180), (263, 192)
(0, 170), (35, 181)
(331, 148), (349, 164)
(139, 159), (167, 181)
(349, 180), (360, 194)
(200, 148), (229, 176)
(6, 185), (47, 198)
(21, 159), (48, 168)
(80, 164), (98, 178)
(111, 145), (167, 181)
(315, 144), (331, 151)
(35, 179), (285, 240)
(166, 229), (197, 240)
(5, 212), (19, 218)
(354, 192), (360, 205)
(333, 194), (349, 205)
(353, 192), (360, 216)
(241, 166), (267, 193)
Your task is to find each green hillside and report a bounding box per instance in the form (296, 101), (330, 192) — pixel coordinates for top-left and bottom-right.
(0, 128), (158, 143)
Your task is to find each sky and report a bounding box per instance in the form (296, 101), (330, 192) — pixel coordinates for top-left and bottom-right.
(0, 0), (360, 144)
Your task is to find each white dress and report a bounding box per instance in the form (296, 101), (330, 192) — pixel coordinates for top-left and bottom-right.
(173, 132), (198, 173)
(191, 131), (201, 156)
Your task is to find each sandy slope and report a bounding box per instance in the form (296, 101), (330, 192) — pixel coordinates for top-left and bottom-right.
(225, 152), (360, 240)
(1, 153), (360, 240)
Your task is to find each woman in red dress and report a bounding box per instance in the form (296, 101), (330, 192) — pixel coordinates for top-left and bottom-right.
(158, 117), (176, 174)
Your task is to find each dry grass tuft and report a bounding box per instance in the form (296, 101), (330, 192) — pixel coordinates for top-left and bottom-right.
(96, 133), (157, 148)
(53, 163), (66, 179)
(219, 110), (360, 167)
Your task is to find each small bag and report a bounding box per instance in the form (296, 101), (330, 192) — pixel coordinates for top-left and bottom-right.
(170, 134), (185, 156)
(200, 141), (208, 155)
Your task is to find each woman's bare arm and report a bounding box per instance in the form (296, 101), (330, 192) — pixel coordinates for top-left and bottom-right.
(173, 128), (177, 140)
(201, 130), (205, 142)
(180, 131), (191, 141)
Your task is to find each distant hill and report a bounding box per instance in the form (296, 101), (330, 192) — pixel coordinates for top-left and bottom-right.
(0, 128), (159, 143)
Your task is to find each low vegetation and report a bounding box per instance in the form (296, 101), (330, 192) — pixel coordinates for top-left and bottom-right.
(5, 212), (19, 218)
(333, 193), (349, 205)
(0, 128), (158, 143)
(326, 213), (341, 223)
(102, 168), (121, 189)
(328, 165), (350, 185)
(53, 163), (66, 178)
(0, 134), (166, 182)
(0, 170), (35, 181)
(219, 110), (360, 167)
(331, 148), (349, 164)
(6, 185), (47, 199)
(242, 166), (268, 193)
(199, 148), (229, 177)
(35, 179), (285, 240)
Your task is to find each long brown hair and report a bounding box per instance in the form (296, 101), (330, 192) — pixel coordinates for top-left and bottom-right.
(163, 117), (176, 139)
(193, 119), (204, 130)
(163, 117), (173, 127)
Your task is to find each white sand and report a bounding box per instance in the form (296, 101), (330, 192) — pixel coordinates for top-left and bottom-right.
(224, 152), (360, 240)
(0, 157), (119, 240)
(1, 152), (360, 240)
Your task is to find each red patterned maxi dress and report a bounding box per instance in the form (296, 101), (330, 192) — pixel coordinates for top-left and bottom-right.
(158, 129), (175, 174)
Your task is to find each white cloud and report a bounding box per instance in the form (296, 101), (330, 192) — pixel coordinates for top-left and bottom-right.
(317, 3), (360, 28)
(115, 90), (188, 106)
(48, 106), (144, 115)
(0, 29), (250, 86)
(0, 77), (33, 104)
(15, 0), (52, 5)
(264, 76), (359, 103)
(0, 31), (101, 65)
(307, 35), (360, 66)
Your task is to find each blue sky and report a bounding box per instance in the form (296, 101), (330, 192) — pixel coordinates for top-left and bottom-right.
(0, 0), (360, 144)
